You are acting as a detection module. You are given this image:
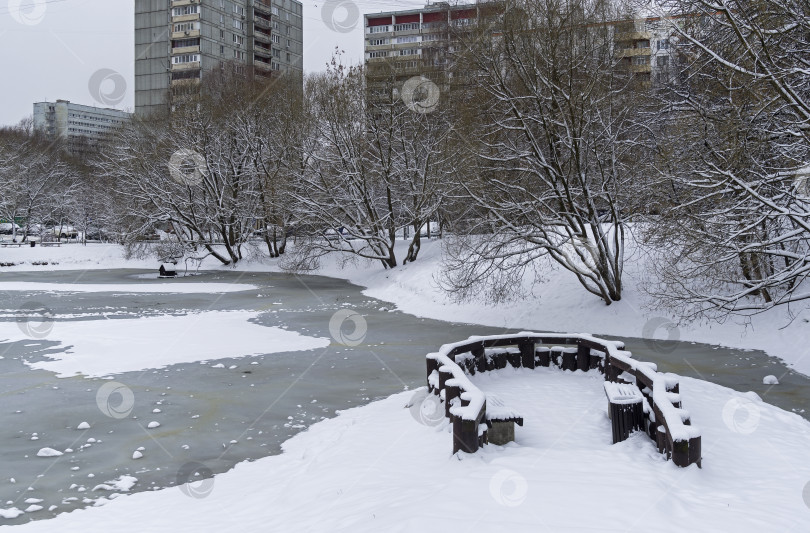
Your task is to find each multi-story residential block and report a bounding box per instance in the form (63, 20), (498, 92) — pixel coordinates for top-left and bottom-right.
(363, 2), (678, 103)
(135, 0), (303, 116)
(612, 16), (678, 86)
(32, 100), (132, 157)
(363, 2), (492, 103)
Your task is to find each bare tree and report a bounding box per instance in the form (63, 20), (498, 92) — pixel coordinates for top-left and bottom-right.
(642, 0), (810, 318)
(441, 0), (645, 305)
(289, 57), (454, 270)
(98, 68), (277, 265)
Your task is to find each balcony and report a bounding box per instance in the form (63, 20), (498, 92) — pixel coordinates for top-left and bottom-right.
(172, 12), (200, 23)
(172, 45), (200, 55)
(171, 78), (200, 87)
(255, 0), (273, 15)
(617, 47), (651, 58)
(615, 31), (651, 42)
(172, 29), (200, 39)
(628, 64), (652, 73)
(171, 0), (195, 5)
(255, 17), (271, 30)
(171, 61), (201, 71)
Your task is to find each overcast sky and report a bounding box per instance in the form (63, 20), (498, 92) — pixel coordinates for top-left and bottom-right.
(0, 0), (429, 127)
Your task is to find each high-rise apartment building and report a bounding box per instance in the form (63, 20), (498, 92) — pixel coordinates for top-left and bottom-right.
(363, 2), (491, 102)
(363, 2), (678, 100)
(135, 0), (303, 116)
(33, 100), (132, 157)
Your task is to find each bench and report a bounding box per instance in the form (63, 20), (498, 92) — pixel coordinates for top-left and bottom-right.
(39, 242), (61, 247)
(485, 394), (523, 445)
(0, 242), (24, 247)
(604, 381), (645, 444)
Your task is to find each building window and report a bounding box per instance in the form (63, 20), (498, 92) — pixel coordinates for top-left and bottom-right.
(369, 25), (390, 34)
(656, 55), (669, 67)
(171, 5), (199, 16)
(633, 56), (650, 65)
(658, 39), (670, 50)
(220, 45), (225, 55)
(172, 54), (200, 64)
(399, 48), (418, 56)
(233, 50), (245, 60)
(234, 19), (244, 30)
(368, 51), (388, 58)
(233, 5), (244, 16)
(271, 34), (280, 44)
(220, 29), (224, 39)
(233, 34), (244, 46)
(369, 38), (388, 46)
(394, 23), (419, 31)
(172, 38), (200, 48)
(397, 35), (419, 44)
(173, 22), (199, 32)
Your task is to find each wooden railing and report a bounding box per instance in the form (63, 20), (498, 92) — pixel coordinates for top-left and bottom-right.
(426, 333), (702, 467)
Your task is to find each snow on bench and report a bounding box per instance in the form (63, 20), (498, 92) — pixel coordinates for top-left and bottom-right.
(426, 332), (702, 467)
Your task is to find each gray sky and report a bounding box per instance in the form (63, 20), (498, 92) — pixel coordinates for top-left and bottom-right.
(0, 0), (429, 127)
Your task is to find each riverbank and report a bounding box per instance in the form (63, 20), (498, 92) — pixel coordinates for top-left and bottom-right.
(11, 368), (810, 532)
(2, 240), (808, 377)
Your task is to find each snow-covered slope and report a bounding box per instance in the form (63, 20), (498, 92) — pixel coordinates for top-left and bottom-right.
(9, 367), (810, 532)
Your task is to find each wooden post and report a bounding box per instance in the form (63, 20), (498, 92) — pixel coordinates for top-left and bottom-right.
(472, 344), (486, 373)
(452, 416), (480, 454)
(536, 347), (551, 367)
(561, 348), (577, 371)
(576, 344), (590, 372)
(445, 383), (460, 418)
(426, 357), (439, 390)
(519, 340), (535, 369)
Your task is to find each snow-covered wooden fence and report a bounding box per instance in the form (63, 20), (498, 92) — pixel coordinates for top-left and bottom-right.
(426, 333), (702, 467)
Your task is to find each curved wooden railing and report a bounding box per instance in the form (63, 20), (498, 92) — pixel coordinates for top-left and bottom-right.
(426, 333), (702, 467)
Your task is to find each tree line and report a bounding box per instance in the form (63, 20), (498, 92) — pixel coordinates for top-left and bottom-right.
(2, 0), (808, 322)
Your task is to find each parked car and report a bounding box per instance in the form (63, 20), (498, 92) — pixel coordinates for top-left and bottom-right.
(0, 222), (20, 235)
(85, 228), (114, 241)
(419, 221), (441, 238)
(47, 225), (79, 239)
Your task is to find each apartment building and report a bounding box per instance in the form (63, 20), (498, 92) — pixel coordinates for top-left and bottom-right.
(33, 100), (132, 157)
(363, 2), (678, 103)
(135, 0), (303, 116)
(363, 2), (496, 103)
(612, 16), (678, 86)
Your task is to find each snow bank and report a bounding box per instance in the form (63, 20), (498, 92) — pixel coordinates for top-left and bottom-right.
(2, 241), (808, 377)
(0, 311), (330, 377)
(0, 282), (257, 293)
(9, 368), (810, 532)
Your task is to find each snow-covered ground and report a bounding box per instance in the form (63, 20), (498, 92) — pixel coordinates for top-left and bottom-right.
(9, 367), (810, 532)
(0, 310), (329, 377)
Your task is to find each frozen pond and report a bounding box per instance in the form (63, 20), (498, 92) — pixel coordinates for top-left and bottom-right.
(0, 269), (808, 525)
